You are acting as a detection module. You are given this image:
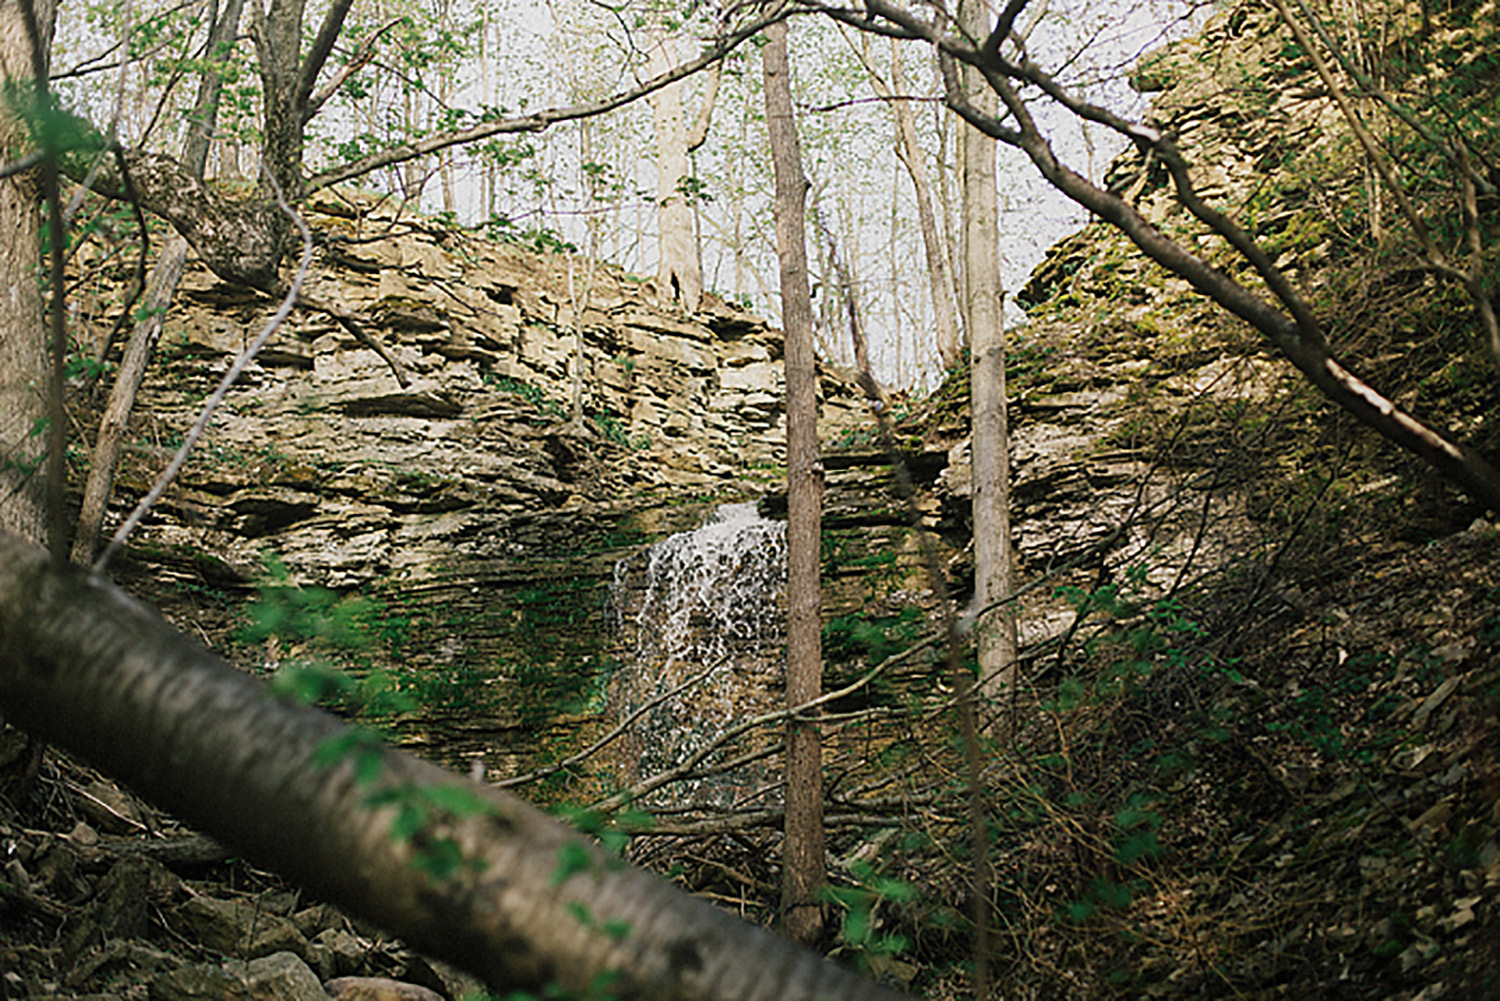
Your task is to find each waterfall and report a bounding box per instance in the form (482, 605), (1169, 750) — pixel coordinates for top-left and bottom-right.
(610, 503), (786, 807)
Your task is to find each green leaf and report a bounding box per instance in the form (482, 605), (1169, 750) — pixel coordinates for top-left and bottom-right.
(842, 907), (871, 946)
(390, 803), (428, 843)
(423, 784), (490, 818)
(1116, 831), (1162, 865)
(550, 842), (592, 887)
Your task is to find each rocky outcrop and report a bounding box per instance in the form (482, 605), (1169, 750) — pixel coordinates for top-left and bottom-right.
(108, 192), (867, 586)
(88, 192), (869, 779)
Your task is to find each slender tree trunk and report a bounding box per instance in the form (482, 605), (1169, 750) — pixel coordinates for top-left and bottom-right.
(71, 242), (188, 565)
(647, 25), (710, 314)
(763, 18), (825, 947)
(887, 39), (961, 370)
(0, 0), (48, 546)
(73, 0), (245, 565)
(959, 2), (1019, 723)
(956, 2), (1013, 997)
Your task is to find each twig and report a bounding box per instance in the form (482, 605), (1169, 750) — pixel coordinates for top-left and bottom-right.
(592, 654), (906, 813)
(95, 169), (314, 573)
(495, 659), (726, 789)
(295, 294), (410, 387)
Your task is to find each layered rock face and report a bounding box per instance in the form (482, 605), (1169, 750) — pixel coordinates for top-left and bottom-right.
(95, 0), (1495, 780)
(92, 192), (867, 778)
(108, 191), (870, 586)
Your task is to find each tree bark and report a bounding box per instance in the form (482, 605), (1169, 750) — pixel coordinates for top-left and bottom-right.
(0, 0), (54, 805)
(0, 0), (48, 546)
(958, 1), (1019, 720)
(763, 19), (826, 947)
(647, 26), (707, 314)
(73, 0), (246, 564)
(848, 33), (962, 370)
(0, 530), (909, 1001)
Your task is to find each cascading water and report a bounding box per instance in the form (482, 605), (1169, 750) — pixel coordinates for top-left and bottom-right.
(609, 503), (786, 807)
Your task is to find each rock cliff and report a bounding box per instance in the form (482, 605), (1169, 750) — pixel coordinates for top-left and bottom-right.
(90, 190), (868, 778)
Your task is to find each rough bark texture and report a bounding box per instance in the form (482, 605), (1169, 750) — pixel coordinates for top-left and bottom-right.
(763, 20), (826, 947)
(251, 0), (308, 201)
(648, 27), (705, 315)
(958, 2), (1019, 718)
(0, 531), (909, 1001)
(0, 0), (47, 545)
(0, 0), (52, 806)
(74, 150), (284, 291)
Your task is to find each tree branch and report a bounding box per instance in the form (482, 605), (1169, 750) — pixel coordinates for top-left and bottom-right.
(296, 0), (356, 119)
(307, 13), (778, 193)
(95, 168), (315, 572)
(304, 16), (404, 117)
(862, 0), (1500, 513)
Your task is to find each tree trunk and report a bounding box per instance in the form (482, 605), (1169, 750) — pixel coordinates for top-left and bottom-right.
(0, 0), (54, 805)
(889, 40), (962, 371)
(74, 0), (245, 565)
(71, 239), (189, 565)
(0, 531), (909, 1001)
(959, 2), (1019, 722)
(847, 33), (962, 370)
(647, 26), (705, 314)
(0, 0), (48, 546)
(251, 0), (308, 202)
(763, 19), (826, 947)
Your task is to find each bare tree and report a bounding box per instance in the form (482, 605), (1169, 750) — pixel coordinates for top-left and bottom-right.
(837, 0), (1500, 513)
(845, 30), (963, 369)
(763, 16), (827, 947)
(954, 0), (1020, 722)
(71, 0), (247, 565)
(648, 23), (723, 314)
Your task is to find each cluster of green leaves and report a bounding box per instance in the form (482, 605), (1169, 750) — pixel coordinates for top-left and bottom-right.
(238, 551), (414, 719)
(822, 606), (922, 668)
(483, 371), (568, 423)
(1049, 564), (1207, 710)
(822, 861), (915, 967)
(482, 214), (578, 255)
(238, 554), (501, 880)
(590, 411), (650, 450)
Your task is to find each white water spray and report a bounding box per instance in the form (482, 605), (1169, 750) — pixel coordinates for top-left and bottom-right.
(610, 503), (786, 806)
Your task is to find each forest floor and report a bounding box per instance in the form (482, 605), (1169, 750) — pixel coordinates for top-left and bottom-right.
(1, 517), (1498, 1001)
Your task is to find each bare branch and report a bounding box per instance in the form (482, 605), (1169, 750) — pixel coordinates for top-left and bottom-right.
(591, 651), (911, 814)
(861, 0), (1500, 511)
(495, 660), (727, 791)
(95, 169), (316, 573)
(307, 12), (780, 193)
(297, 0), (357, 118)
(294, 294), (411, 387)
(305, 16), (404, 116)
